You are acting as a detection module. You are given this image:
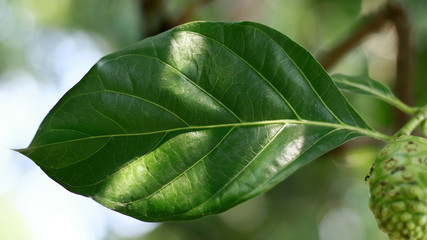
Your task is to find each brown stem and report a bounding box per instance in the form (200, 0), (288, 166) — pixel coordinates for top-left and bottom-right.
(387, 2), (414, 128)
(139, 0), (216, 37)
(138, 0), (170, 37)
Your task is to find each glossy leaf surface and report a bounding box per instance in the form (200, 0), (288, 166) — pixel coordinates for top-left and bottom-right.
(19, 21), (374, 221)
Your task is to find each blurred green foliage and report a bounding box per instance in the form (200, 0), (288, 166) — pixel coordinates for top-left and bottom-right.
(20, 0), (141, 46)
(2, 0), (427, 239)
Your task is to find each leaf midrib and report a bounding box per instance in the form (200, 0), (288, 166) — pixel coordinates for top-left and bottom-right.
(26, 119), (373, 151)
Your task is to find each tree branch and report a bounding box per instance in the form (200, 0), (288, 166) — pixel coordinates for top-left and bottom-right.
(139, 0), (216, 37)
(138, 0), (172, 37)
(319, 6), (390, 70)
(387, 2), (414, 128)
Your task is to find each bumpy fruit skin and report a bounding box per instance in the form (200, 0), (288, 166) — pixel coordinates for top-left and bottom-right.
(368, 135), (427, 240)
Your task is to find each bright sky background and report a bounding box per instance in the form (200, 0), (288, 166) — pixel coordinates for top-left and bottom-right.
(0, 1), (158, 239)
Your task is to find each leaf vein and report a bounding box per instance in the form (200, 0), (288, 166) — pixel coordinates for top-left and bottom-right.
(243, 25), (344, 124)
(102, 53), (243, 123)
(178, 123), (288, 215)
(25, 119), (384, 151)
(238, 128), (347, 202)
(123, 127), (236, 204)
(182, 30), (302, 120)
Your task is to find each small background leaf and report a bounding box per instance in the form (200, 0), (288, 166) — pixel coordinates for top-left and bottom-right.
(19, 21), (376, 221)
(332, 73), (417, 115)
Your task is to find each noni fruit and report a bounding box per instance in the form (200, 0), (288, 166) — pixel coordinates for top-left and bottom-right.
(368, 135), (427, 240)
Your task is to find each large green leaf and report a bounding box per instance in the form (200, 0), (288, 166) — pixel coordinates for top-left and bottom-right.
(18, 21), (385, 221)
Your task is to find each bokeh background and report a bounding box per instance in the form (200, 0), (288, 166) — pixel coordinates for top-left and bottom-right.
(1, 0), (427, 239)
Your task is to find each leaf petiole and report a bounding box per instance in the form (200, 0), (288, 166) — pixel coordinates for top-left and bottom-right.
(394, 105), (427, 137)
(390, 98), (419, 116)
